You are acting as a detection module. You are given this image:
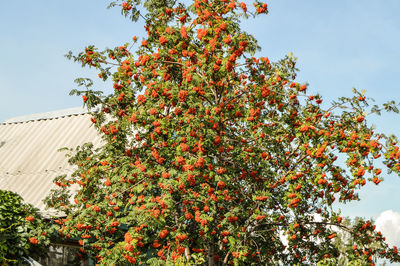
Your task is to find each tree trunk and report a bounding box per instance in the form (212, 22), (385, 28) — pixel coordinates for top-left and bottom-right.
(208, 240), (215, 266)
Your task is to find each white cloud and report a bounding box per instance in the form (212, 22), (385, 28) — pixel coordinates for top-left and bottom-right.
(375, 210), (400, 247)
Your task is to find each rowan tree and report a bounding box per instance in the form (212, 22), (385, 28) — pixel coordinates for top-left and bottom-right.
(45, 0), (400, 265)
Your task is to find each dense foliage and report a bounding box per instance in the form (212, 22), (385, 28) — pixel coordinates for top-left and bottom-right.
(45, 0), (400, 264)
(0, 190), (49, 265)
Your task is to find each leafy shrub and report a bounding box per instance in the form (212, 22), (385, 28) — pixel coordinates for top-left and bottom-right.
(0, 190), (50, 265)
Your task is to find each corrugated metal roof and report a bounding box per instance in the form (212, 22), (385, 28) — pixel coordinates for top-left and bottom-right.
(0, 108), (102, 216)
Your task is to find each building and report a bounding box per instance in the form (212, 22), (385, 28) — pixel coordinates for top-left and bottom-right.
(0, 107), (102, 265)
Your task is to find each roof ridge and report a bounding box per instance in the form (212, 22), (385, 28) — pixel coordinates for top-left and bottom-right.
(1, 106), (97, 124)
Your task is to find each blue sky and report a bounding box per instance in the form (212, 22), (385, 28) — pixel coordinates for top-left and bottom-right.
(1, 0), (400, 234)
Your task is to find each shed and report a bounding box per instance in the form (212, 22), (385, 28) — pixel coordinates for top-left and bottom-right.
(0, 107), (102, 216)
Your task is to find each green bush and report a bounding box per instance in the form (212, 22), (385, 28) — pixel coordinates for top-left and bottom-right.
(0, 190), (50, 265)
